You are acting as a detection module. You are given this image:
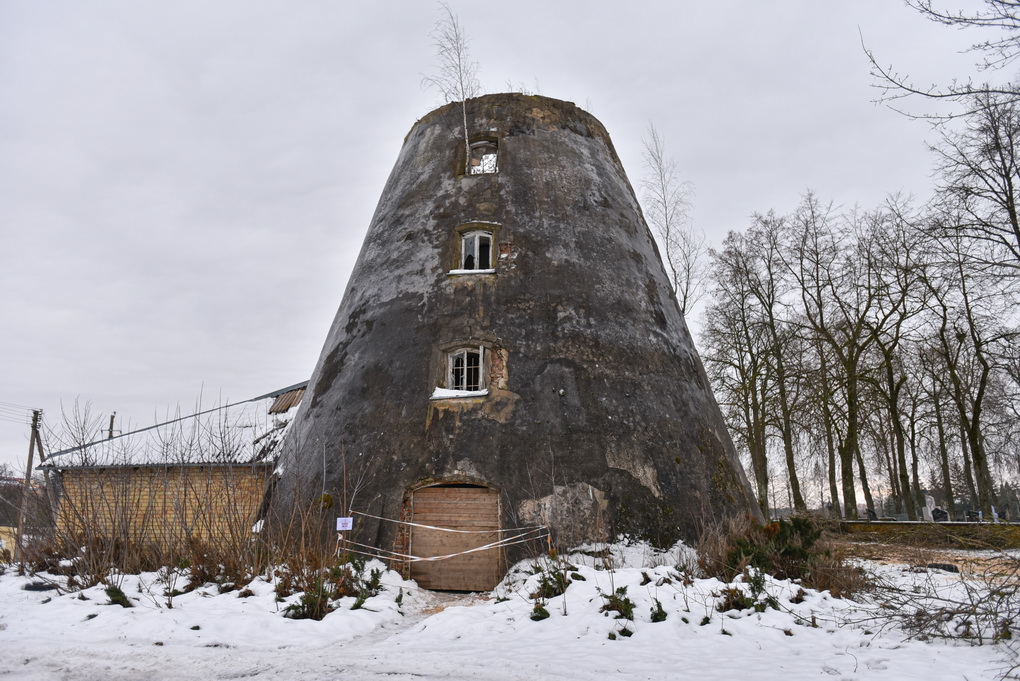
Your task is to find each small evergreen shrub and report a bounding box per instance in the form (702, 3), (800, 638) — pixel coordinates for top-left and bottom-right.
(744, 569), (779, 612)
(281, 556), (382, 620)
(650, 598), (668, 622)
(104, 584), (133, 608)
(716, 587), (753, 613)
(531, 569), (570, 600)
(599, 586), (635, 621)
(283, 577), (334, 620)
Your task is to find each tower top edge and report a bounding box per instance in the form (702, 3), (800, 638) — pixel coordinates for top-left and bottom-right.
(405, 93), (615, 156)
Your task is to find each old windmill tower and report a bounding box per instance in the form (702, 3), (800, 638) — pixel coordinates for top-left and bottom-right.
(275, 94), (759, 590)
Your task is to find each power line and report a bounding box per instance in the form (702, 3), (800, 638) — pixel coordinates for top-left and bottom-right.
(0, 405), (32, 414)
(0, 400), (35, 410)
(45, 381), (308, 460)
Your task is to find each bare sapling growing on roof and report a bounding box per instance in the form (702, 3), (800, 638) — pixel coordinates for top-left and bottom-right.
(641, 124), (706, 316)
(421, 2), (480, 174)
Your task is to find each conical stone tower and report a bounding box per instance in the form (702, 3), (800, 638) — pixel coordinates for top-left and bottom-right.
(276, 94), (759, 590)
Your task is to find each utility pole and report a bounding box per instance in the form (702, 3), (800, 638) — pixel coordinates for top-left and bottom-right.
(108, 411), (116, 439)
(15, 409), (42, 566)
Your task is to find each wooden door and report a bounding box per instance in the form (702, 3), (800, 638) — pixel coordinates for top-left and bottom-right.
(409, 485), (501, 591)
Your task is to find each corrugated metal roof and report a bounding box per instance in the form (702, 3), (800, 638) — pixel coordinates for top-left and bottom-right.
(269, 387), (305, 414)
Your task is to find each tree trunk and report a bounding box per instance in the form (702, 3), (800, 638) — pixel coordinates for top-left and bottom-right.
(777, 385), (806, 512)
(908, 418), (924, 515)
(967, 419), (997, 516)
(933, 396), (956, 518)
(748, 396), (770, 518)
(878, 417), (901, 514)
(819, 368), (841, 517)
(840, 372), (860, 519)
(959, 421), (979, 510)
(854, 444), (875, 519)
(884, 373), (916, 519)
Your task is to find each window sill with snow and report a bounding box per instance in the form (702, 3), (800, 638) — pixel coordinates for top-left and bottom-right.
(430, 388), (489, 400)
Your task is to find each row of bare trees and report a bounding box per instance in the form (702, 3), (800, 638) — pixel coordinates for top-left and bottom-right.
(697, 93), (1020, 520)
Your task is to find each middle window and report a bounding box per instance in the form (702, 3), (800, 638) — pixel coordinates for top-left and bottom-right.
(448, 346), (486, 391)
(460, 230), (493, 271)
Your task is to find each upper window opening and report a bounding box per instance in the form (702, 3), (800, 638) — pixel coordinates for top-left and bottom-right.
(461, 231), (492, 271)
(469, 140), (498, 174)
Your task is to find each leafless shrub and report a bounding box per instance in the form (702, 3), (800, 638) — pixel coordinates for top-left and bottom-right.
(641, 123), (705, 316)
(15, 398), (279, 590)
(856, 551), (1020, 679)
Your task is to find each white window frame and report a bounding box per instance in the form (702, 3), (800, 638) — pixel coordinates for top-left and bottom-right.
(431, 346), (488, 399)
(469, 140), (498, 175)
(449, 346), (484, 391)
(459, 230), (493, 271)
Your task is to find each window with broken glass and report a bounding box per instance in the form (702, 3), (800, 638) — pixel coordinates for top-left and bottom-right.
(469, 140), (498, 174)
(460, 230), (492, 271)
(448, 347), (485, 391)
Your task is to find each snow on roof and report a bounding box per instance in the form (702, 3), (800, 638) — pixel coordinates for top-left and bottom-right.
(42, 382), (307, 470)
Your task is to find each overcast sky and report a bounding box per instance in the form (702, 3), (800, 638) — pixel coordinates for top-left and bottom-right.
(0, 1), (990, 473)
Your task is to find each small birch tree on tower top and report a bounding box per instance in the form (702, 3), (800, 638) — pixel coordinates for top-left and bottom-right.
(421, 3), (481, 175)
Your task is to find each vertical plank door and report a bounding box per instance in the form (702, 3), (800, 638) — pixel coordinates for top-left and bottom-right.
(409, 485), (501, 591)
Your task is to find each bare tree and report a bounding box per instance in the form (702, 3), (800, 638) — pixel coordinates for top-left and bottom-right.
(700, 254), (773, 516)
(918, 225), (1011, 515)
(907, 1), (1020, 71)
(857, 204), (929, 518)
(785, 197), (909, 520)
(708, 214), (808, 512)
(421, 3), (481, 174)
(744, 214), (808, 512)
(866, 1), (1020, 108)
(930, 93), (1020, 272)
(641, 124), (706, 316)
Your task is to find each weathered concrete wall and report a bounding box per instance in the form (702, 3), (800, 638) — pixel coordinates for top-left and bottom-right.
(275, 94), (760, 563)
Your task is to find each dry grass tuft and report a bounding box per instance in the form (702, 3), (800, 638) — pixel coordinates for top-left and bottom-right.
(698, 514), (870, 598)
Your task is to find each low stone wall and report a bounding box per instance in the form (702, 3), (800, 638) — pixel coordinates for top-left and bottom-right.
(841, 520), (1020, 549)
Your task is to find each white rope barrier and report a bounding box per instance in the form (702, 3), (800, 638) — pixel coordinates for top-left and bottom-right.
(333, 509), (550, 566)
(350, 509), (546, 535)
(346, 530), (548, 563)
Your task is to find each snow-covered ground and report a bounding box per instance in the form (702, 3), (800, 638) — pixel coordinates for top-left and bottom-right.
(0, 542), (1013, 681)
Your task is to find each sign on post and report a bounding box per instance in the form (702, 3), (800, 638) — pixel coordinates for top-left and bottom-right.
(336, 517), (353, 532)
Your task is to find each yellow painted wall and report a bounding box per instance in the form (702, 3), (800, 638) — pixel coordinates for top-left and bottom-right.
(0, 525), (15, 554)
(56, 465), (271, 550)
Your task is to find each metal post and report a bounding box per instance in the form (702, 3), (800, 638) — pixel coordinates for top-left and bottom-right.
(15, 409), (42, 565)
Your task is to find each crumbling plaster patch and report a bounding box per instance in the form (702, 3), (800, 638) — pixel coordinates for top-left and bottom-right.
(605, 446), (663, 497)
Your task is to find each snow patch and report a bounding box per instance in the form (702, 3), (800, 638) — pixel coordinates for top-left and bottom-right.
(447, 269), (496, 275)
(430, 388), (489, 400)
